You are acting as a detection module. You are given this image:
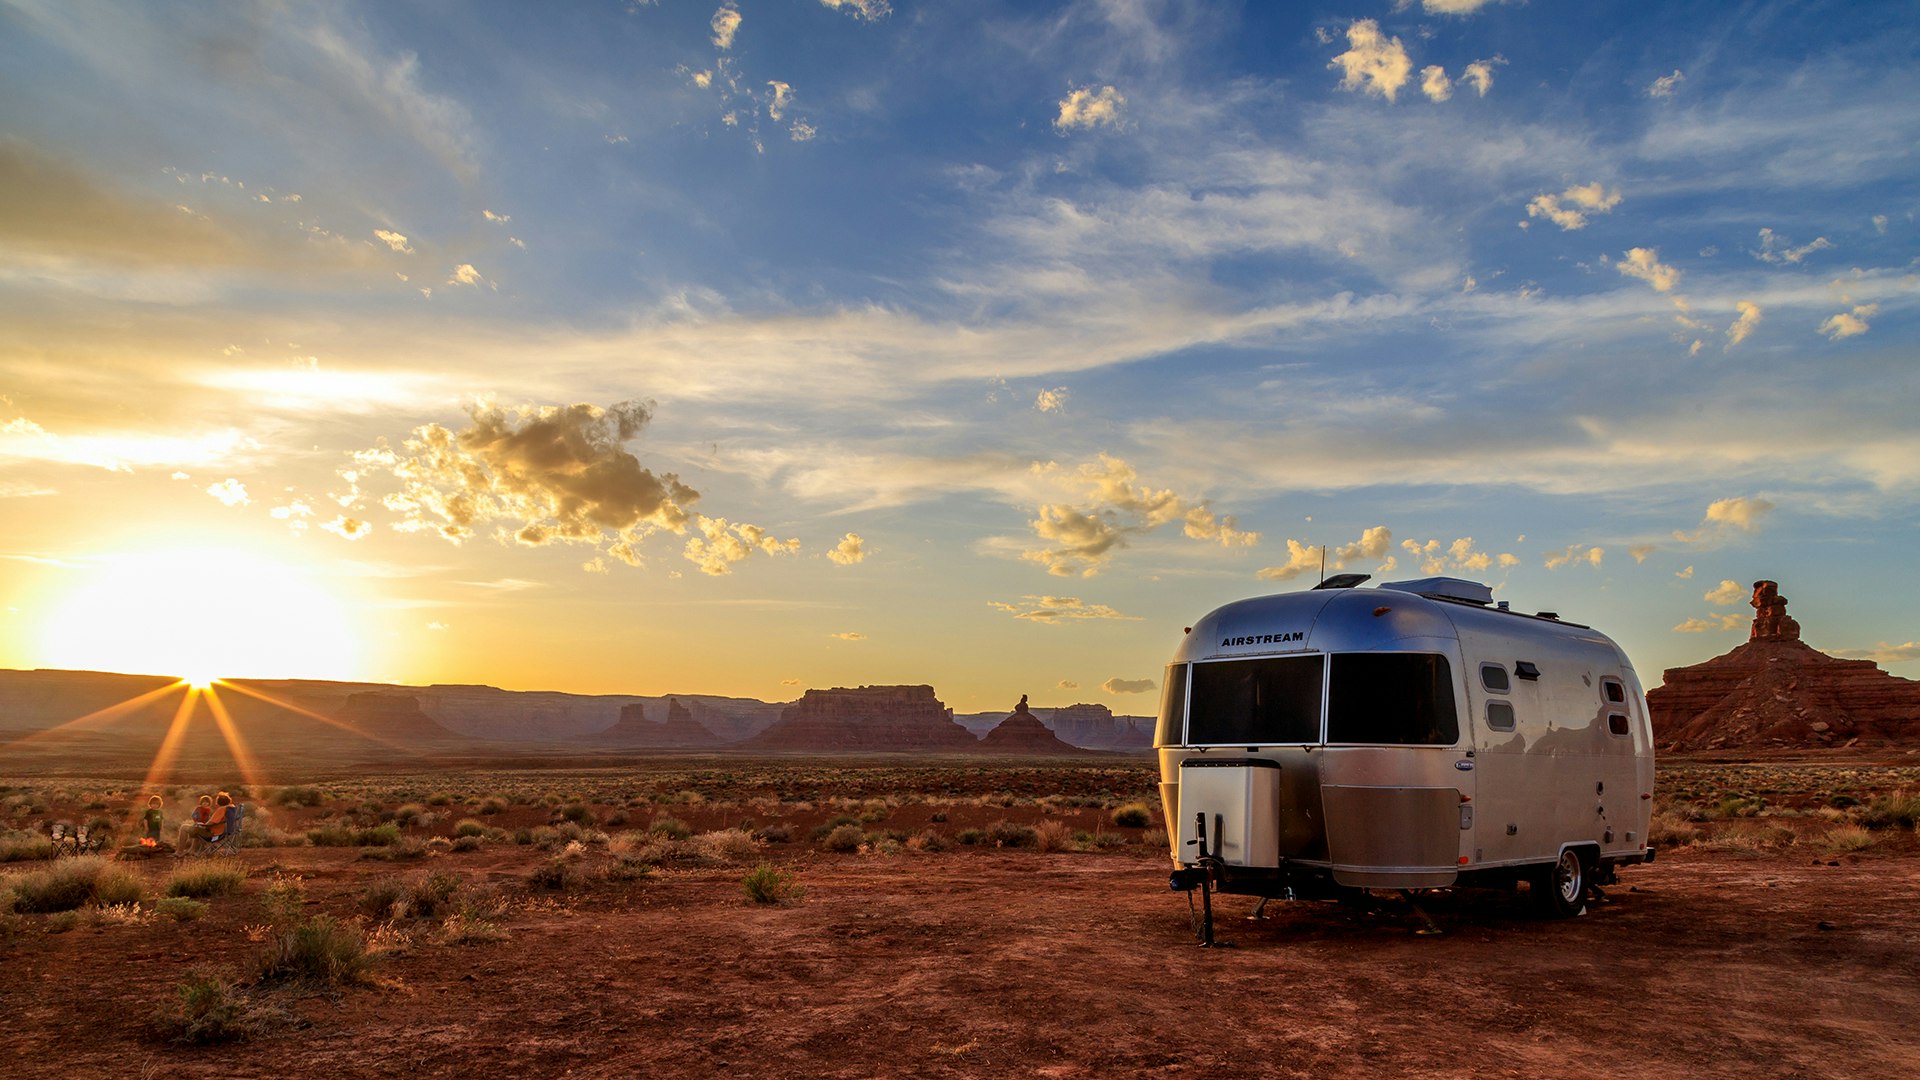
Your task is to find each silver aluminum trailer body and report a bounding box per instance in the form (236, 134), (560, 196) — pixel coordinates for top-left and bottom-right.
(1157, 578), (1654, 913)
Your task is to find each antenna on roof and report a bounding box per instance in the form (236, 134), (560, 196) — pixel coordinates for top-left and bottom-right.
(1319, 544), (1326, 585)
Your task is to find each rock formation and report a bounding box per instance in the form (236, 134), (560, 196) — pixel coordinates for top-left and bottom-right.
(334, 692), (461, 742)
(1043, 703), (1154, 751)
(979, 695), (1087, 754)
(591, 698), (723, 748)
(744, 685), (979, 752)
(1647, 580), (1920, 750)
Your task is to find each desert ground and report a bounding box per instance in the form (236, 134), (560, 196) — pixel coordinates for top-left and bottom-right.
(4, 756), (1920, 1079)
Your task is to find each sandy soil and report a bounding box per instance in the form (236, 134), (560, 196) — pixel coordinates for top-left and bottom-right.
(6, 837), (1918, 1080)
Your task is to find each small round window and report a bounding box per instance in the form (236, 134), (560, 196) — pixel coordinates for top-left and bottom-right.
(1481, 663), (1510, 694)
(1486, 700), (1516, 731)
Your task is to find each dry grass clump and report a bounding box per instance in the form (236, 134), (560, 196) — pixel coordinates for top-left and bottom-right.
(156, 896), (208, 922)
(254, 915), (375, 986)
(308, 822), (401, 847)
(151, 970), (262, 1044)
(983, 820), (1038, 849)
(819, 824), (866, 852)
(1820, 824), (1876, 854)
(1032, 820), (1075, 853)
(1648, 811), (1704, 848)
(164, 865), (247, 899)
(5, 856), (145, 913)
(1702, 822), (1798, 856)
(689, 829), (763, 865)
(360, 871), (462, 921)
(0, 830), (56, 863)
(1110, 803), (1153, 828)
(1859, 791), (1920, 831)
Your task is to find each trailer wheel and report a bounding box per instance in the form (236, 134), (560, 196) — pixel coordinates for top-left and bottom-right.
(1533, 848), (1587, 918)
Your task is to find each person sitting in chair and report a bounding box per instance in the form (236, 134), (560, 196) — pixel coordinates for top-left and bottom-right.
(176, 793), (229, 852)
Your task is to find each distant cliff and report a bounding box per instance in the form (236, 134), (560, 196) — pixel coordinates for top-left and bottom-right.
(745, 685), (979, 752)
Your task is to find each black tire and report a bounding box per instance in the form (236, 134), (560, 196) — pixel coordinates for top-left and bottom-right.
(1533, 848), (1587, 918)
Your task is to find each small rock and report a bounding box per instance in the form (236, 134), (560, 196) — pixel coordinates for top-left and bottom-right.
(1817, 921), (1836, 931)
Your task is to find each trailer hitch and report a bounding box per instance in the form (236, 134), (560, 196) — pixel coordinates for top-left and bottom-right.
(1184, 812), (1234, 948)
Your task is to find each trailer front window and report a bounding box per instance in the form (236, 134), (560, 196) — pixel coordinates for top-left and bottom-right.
(1326, 653), (1459, 745)
(1186, 656), (1322, 745)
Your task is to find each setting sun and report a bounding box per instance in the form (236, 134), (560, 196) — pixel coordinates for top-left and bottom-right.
(36, 547), (363, 683)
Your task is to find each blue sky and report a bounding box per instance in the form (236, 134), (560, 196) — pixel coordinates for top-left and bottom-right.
(1, 0), (1915, 710)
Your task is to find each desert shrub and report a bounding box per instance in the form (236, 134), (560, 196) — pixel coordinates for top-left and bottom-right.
(1822, 824), (1876, 853)
(358, 837), (426, 861)
(363, 872), (461, 920)
(1648, 812), (1703, 848)
(648, 816), (692, 841)
(1141, 826), (1168, 849)
(392, 803), (428, 826)
(453, 818), (488, 838)
(0, 831), (55, 863)
(809, 815), (862, 842)
(156, 896), (207, 922)
(254, 915), (374, 986)
(451, 835), (483, 853)
(984, 820), (1038, 849)
(956, 828), (984, 846)
(756, 823), (794, 844)
(359, 879), (407, 920)
(525, 856), (582, 892)
(259, 874), (307, 927)
(741, 863), (803, 904)
(1703, 822), (1797, 856)
(153, 970), (252, 1044)
(1860, 791), (1920, 831)
(929, 811), (947, 823)
(439, 911), (509, 945)
(1828, 793), (1861, 809)
(478, 797), (508, 816)
(690, 829), (762, 864)
(1110, 803), (1153, 828)
(559, 803), (597, 826)
(424, 836), (453, 855)
(308, 823), (401, 847)
(907, 830), (948, 853)
(604, 854), (655, 882)
(426, 791), (455, 806)
(1033, 820), (1074, 853)
(165, 865), (247, 899)
(90, 901), (151, 927)
(820, 824), (866, 852)
(273, 785), (325, 808)
(514, 828), (534, 845)
(6, 856), (145, 913)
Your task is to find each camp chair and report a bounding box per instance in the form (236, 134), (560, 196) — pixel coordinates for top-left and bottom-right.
(49, 823), (77, 857)
(72, 825), (103, 855)
(204, 804), (246, 857)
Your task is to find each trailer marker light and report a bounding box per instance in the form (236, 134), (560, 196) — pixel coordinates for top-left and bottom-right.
(1373, 606), (1392, 617)
(1641, 793), (1652, 800)
(1458, 856), (1469, 864)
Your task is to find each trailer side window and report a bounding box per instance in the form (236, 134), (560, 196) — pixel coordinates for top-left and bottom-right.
(1327, 653), (1459, 745)
(1155, 663), (1189, 747)
(1601, 678), (1626, 704)
(1486, 701), (1516, 731)
(1187, 656), (1323, 745)
(1607, 713), (1630, 737)
(1480, 663), (1510, 694)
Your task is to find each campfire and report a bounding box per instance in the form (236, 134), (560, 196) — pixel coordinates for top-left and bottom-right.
(140, 837), (157, 847)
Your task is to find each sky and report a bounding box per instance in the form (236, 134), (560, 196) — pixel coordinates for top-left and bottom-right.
(1, 0), (1915, 713)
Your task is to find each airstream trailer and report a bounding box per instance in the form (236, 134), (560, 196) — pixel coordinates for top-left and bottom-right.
(1158, 575), (1654, 921)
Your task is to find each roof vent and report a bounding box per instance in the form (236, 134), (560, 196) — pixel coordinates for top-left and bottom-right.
(1377, 577), (1495, 606)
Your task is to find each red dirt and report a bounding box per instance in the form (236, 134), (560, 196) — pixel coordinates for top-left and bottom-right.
(7, 839), (1920, 1079)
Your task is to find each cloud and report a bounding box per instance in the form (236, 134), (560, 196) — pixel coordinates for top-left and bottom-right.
(1035, 388), (1068, 413)
(1629, 544), (1657, 563)
(1261, 525), (1400, 580)
(1460, 57), (1502, 97)
(684, 515), (800, 576)
(1844, 641), (1920, 664)
(206, 478), (249, 507)
(321, 515), (369, 540)
(781, 678), (803, 686)
(1616, 247), (1680, 292)
(447, 263), (484, 287)
(1526, 182), (1623, 231)
(1381, 534), (1515, 577)
(1819, 304), (1877, 340)
(1054, 86), (1127, 133)
(360, 400), (698, 560)
(1673, 496), (1774, 543)
(1256, 538), (1324, 582)
(1648, 69), (1685, 98)
(1336, 526), (1394, 565)
(1726, 301), (1763, 349)
(827, 532), (865, 565)
(1103, 677), (1156, 695)
(1705, 579), (1745, 605)
(1330, 20), (1412, 102)
(1056, 680), (1079, 690)
(373, 229), (413, 254)
(1023, 454), (1255, 576)
(988, 595), (1140, 624)
(1753, 228), (1832, 265)
(482, 209), (511, 224)
(830, 631), (865, 641)
(767, 81), (794, 122)
(710, 4), (742, 49)
(1675, 614), (1745, 633)
(1544, 544), (1604, 570)
(818, 0), (890, 21)
(1411, 0), (1500, 13)
(1676, 566), (1694, 579)
(1421, 66), (1452, 103)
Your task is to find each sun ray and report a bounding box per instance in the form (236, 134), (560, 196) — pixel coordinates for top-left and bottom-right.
(0, 680), (188, 755)
(200, 685), (268, 795)
(138, 685), (202, 792)
(217, 680), (430, 759)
